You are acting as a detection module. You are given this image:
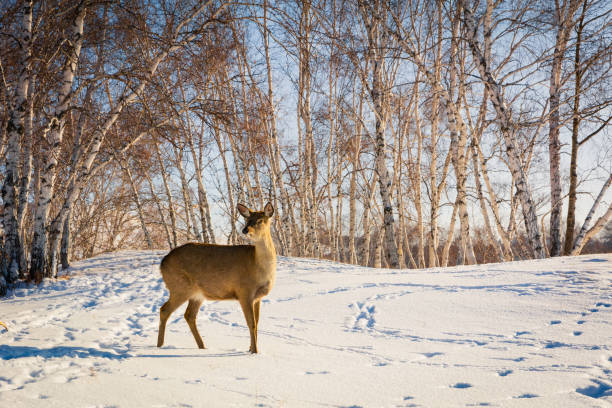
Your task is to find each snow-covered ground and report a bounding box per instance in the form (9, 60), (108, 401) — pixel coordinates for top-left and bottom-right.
(0, 251), (611, 407)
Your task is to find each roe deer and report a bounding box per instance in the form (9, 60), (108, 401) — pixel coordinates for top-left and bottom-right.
(157, 203), (277, 353)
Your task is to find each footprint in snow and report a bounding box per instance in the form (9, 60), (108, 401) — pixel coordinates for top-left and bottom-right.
(515, 393), (539, 399)
(349, 302), (376, 330)
(550, 320), (562, 325)
(452, 382), (472, 389)
(576, 380), (612, 399)
(498, 370), (512, 377)
(544, 341), (568, 349)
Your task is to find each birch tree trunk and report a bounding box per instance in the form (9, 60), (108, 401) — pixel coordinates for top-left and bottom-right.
(564, 0), (588, 255)
(30, 2), (87, 281)
(348, 84), (364, 264)
(572, 202), (612, 256)
(571, 174), (612, 254)
(448, 8), (476, 265)
(411, 83), (426, 268)
(548, 0), (580, 256)
(373, 226), (383, 268)
(60, 208), (72, 270)
(335, 142), (344, 262)
(428, 2), (443, 268)
(17, 93), (34, 277)
(1, 1), (32, 292)
(297, 0), (319, 258)
(441, 200), (459, 267)
(347, 137), (360, 264)
(358, 0), (400, 268)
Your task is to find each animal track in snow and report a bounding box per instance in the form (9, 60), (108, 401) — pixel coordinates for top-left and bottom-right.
(576, 380), (612, 399)
(348, 302), (376, 330)
(452, 382), (473, 389)
(515, 393), (539, 399)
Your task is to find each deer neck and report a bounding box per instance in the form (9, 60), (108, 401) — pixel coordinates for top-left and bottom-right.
(253, 231), (276, 271)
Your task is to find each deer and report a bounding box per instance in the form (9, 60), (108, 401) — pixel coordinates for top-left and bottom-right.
(156, 203), (277, 354)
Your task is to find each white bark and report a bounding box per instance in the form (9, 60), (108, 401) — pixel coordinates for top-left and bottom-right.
(411, 83), (426, 268)
(30, 2), (86, 281)
(428, 3), (443, 268)
(60, 208), (72, 270)
(17, 92), (34, 274)
(297, 0), (319, 258)
(373, 226), (383, 268)
(548, 0), (581, 256)
(358, 0), (400, 268)
(448, 9), (476, 265)
(572, 174), (612, 254)
(1, 0), (32, 292)
(441, 199), (459, 268)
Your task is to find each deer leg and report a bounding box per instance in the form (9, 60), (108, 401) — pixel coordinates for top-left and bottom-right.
(184, 298), (205, 349)
(157, 295), (186, 347)
(254, 299), (261, 326)
(239, 298), (257, 353)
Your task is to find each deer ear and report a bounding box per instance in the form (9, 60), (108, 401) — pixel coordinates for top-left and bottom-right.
(237, 204), (251, 218)
(264, 202), (274, 217)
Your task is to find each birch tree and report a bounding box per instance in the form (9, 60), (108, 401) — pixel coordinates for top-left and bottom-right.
(356, 0), (400, 268)
(547, 0), (581, 256)
(571, 174), (612, 254)
(30, 1), (87, 281)
(462, 3), (546, 259)
(1, 0), (32, 293)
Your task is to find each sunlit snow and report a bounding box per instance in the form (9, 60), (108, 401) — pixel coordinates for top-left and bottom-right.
(1, 251), (611, 407)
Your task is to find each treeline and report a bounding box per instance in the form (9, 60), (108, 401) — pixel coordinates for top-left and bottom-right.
(1, 0), (611, 295)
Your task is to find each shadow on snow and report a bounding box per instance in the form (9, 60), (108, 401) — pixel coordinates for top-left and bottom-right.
(0, 345), (130, 360)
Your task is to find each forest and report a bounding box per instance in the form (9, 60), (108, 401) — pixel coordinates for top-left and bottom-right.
(1, 0), (611, 296)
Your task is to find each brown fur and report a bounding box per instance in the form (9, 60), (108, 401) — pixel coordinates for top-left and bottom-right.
(157, 203), (277, 353)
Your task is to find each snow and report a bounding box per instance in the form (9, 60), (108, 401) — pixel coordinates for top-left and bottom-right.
(0, 251), (611, 407)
